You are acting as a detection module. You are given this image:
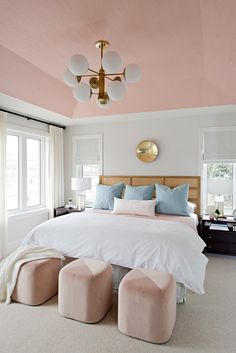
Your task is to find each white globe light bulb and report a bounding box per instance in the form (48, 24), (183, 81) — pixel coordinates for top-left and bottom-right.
(107, 81), (126, 101)
(73, 82), (91, 102)
(63, 69), (78, 87)
(121, 76), (128, 89)
(124, 63), (141, 83)
(102, 51), (122, 73)
(69, 54), (89, 76)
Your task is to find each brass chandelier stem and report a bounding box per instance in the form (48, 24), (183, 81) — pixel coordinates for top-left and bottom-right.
(98, 44), (106, 99)
(98, 68), (105, 100)
(101, 45), (104, 64)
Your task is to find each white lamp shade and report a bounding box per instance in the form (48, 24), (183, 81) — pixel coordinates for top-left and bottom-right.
(96, 98), (112, 109)
(215, 195), (224, 203)
(107, 81), (126, 101)
(124, 63), (141, 83)
(69, 54), (89, 76)
(73, 82), (92, 102)
(102, 51), (122, 73)
(207, 179), (233, 195)
(71, 177), (92, 191)
(63, 69), (78, 87)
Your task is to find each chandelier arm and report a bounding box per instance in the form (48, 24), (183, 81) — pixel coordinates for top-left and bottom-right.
(104, 76), (113, 81)
(105, 72), (124, 77)
(79, 74), (100, 78)
(88, 68), (99, 74)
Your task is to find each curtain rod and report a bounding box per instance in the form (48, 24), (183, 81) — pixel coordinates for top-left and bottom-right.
(0, 107), (66, 130)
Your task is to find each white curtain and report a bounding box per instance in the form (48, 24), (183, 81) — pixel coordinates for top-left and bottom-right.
(0, 112), (8, 259)
(48, 126), (64, 218)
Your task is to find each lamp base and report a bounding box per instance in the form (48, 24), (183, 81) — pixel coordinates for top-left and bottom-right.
(76, 194), (85, 211)
(215, 201), (224, 217)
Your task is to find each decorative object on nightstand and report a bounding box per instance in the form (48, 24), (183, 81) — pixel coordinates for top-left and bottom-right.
(214, 208), (221, 219)
(209, 212), (215, 221)
(233, 209), (236, 220)
(54, 206), (83, 217)
(201, 215), (236, 255)
(71, 177), (91, 211)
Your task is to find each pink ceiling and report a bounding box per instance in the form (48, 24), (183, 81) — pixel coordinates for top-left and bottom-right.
(0, 0), (235, 119)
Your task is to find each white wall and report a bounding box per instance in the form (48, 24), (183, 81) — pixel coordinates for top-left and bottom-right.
(64, 106), (236, 201)
(8, 209), (49, 253)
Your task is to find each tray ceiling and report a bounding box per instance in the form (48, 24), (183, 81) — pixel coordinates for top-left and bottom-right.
(0, 0), (235, 119)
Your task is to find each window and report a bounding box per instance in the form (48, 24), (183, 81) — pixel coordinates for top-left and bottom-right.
(203, 162), (235, 215)
(73, 135), (103, 206)
(7, 130), (47, 213)
(81, 164), (100, 205)
(200, 127), (236, 215)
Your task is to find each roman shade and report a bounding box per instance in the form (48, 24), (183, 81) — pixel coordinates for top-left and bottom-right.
(74, 135), (102, 164)
(203, 129), (236, 161)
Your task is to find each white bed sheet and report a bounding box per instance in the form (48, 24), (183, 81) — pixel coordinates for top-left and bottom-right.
(22, 210), (207, 294)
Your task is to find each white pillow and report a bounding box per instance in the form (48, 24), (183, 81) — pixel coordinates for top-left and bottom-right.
(187, 201), (197, 214)
(112, 197), (156, 217)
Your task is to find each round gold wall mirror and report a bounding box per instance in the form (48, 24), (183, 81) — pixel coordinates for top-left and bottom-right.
(136, 140), (158, 162)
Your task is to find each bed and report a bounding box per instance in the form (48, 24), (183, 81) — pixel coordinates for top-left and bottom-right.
(21, 175), (208, 303)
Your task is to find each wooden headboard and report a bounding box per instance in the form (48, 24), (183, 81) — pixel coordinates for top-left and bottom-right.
(99, 175), (201, 215)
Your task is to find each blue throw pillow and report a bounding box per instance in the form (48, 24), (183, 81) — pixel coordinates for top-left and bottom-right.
(124, 184), (154, 200)
(93, 183), (124, 210)
(155, 184), (189, 216)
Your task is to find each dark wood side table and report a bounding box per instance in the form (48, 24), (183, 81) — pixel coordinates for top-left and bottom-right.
(201, 215), (236, 255)
(54, 206), (83, 217)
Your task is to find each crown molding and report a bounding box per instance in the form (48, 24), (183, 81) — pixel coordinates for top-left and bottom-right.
(0, 92), (74, 126)
(70, 104), (236, 125)
(1, 92), (236, 127)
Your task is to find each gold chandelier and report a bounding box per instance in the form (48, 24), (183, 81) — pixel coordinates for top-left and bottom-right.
(63, 40), (141, 108)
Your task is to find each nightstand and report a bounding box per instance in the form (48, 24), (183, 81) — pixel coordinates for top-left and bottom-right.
(54, 206), (83, 217)
(201, 215), (236, 255)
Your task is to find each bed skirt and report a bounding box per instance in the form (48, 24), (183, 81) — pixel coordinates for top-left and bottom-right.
(112, 264), (187, 304)
(63, 258), (187, 304)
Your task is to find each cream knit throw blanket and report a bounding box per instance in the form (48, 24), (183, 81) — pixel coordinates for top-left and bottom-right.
(0, 246), (65, 304)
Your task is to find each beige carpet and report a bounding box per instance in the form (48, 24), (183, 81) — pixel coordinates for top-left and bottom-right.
(0, 254), (235, 353)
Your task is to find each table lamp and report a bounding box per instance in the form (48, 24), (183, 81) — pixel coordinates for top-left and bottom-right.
(207, 179), (233, 216)
(71, 177), (92, 211)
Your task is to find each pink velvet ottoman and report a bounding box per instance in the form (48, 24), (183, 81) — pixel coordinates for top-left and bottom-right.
(118, 268), (176, 344)
(12, 258), (62, 305)
(58, 258), (113, 323)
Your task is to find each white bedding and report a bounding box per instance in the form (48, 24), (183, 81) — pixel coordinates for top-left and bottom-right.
(22, 210), (208, 294)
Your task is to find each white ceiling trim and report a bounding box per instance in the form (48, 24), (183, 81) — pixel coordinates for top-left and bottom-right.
(1, 92), (236, 127)
(70, 105), (236, 125)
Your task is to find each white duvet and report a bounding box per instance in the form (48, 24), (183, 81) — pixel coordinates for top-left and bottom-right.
(22, 211), (208, 294)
